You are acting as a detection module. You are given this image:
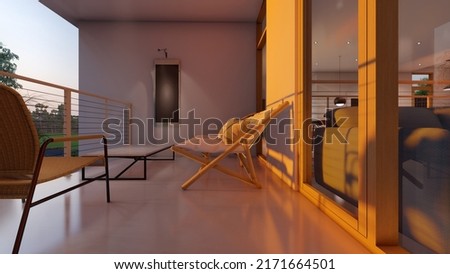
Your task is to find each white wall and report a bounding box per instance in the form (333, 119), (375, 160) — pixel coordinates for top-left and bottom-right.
(78, 22), (256, 144)
(265, 0), (296, 187)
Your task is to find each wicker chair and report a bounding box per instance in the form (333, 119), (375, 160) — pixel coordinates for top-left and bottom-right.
(0, 83), (110, 253)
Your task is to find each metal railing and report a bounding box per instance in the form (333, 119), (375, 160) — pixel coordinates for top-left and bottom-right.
(311, 93), (450, 121)
(311, 79), (450, 119)
(0, 71), (132, 156)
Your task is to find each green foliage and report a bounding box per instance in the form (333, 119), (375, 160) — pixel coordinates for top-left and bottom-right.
(414, 77), (430, 96)
(31, 103), (79, 137)
(0, 42), (22, 89)
(31, 102), (80, 156)
(414, 90), (429, 95)
(29, 102), (79, 156)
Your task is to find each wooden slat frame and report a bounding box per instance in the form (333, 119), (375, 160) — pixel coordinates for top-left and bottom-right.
(297, 0), (402, 253)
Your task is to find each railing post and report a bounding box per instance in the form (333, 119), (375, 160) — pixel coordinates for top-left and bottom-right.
(126, 105), (132, 145)
(64, 89), (72, 157)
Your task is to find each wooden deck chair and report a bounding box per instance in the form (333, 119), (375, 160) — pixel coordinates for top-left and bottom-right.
(172, 101), (290, 190)
(0, 84), (110, 254)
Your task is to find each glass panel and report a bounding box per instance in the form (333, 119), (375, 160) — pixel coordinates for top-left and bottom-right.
(399, 0), (450, 253)
(310, 0), (359, 215)
(260, 44), (267, 157)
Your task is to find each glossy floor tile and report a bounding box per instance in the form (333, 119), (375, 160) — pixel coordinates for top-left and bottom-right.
(0, 156), (370, 254)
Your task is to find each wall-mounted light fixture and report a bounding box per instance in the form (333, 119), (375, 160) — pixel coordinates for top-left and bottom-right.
(158, 48), (168, 59)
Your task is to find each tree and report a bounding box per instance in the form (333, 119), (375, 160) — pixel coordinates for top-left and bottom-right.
(32, 103), (50, 134)
(31, 103), (80, 136)
(0, 42), (22, 89)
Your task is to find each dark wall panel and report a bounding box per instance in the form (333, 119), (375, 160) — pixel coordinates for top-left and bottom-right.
(155, 64), (179, 122)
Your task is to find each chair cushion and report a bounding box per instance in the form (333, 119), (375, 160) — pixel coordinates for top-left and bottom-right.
(433, 107), (450, 130)
(218, 108), (272, 145)
(313, 127), (359, 206)
(399, 107), (442, 128)
(334, 107), (444, 129)
(334, 107), (358, 127)
(0, 178), (32, 199)
(217, 117), (240, 144)
(0, 156), (103, 199)
(239, 108), (273, 144)
(241, 108), (270, 131)
(400, 127), (450, 164)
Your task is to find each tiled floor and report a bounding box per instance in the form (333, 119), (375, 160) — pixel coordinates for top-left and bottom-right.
(0, 156), (370, 254)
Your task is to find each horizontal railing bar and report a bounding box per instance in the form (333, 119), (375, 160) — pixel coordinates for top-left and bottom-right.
(76, 97), (120, 105)
(78, 110), (110, 115)
(312, 79), (450, 85)
(77, 107), (124, 113)
(77, 104), (126, 112)
(21, 87), (65, 98)
(25, 99), (65, 106)
(312, 95), (358, 98)
(398, 79), (450, 85)
(312, 80), (358, 84)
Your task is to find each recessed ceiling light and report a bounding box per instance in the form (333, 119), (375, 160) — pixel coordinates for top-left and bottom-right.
(347, 41), (351, 45)
(417, 41), (422, 45)
(418, 63), (422, 66)
(314, 41), (319, 45)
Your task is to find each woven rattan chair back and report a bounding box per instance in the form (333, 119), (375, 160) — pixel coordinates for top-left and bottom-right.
(0, 84), (40, 181)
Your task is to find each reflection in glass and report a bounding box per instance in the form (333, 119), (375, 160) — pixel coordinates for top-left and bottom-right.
(310, 0), (359, 215)
(398, 0), (450, 253)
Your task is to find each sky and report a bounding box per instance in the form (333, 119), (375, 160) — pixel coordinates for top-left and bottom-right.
(0, 0), (78, 88)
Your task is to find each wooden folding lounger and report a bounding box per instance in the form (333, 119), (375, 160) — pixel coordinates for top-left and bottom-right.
(172, 101), (290, 190)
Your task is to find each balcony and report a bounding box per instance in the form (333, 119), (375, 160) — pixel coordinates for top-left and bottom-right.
(0, 72), (370, 253)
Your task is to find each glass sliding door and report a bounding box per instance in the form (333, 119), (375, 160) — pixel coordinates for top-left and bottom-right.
(398, 0), (450, 253)
(300, 0), (400, 251)
(310, 0), (360, 216)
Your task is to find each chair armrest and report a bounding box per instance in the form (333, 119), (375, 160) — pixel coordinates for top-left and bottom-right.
(50, 134), (105, 143)
(39, 135), (108, 159)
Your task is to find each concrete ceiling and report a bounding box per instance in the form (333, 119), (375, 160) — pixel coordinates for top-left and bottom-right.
(39, 0), (264, 24)
(40, 0), (450, 73)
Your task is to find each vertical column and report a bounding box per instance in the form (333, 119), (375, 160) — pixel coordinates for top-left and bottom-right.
(64, 89), (72, 157)
(359, 0), (399, 246)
